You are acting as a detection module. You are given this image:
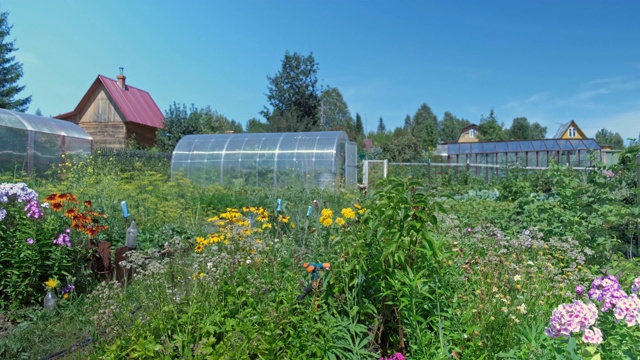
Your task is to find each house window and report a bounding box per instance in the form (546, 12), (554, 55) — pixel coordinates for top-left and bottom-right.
(568, 127), (577, 137)
(469, 129), (477, 138)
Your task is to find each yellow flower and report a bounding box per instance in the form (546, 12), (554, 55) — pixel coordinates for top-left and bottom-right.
(320, 208), (333, 218)
(321, 217), (333, 227)
(335, 217), (345, 226)
(262, 223), (272, 229)
(207, 216), (220, 222)
(44, 278), (59, 290)
(63, 293), (69, 299)
(291, 223), (296, 229)
(341, 208), (356, 219)
(353, 204), (361, 210)
(195, 244), (204, 253)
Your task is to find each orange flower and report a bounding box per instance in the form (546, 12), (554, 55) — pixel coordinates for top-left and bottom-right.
(45, 194), (58, 202)
(83, 200), (92, 208)
(65, 208), (78, 218)
(51, 202), (64, 211)
(84, 226), (99, 237)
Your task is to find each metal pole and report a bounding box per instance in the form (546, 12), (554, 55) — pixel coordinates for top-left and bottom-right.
(363, 160), (369, 189)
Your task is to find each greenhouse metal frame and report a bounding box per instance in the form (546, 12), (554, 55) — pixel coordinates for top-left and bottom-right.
(0, 108), (93, 175)
(171, 131), (358, 188)
(437, 138), (601, 168)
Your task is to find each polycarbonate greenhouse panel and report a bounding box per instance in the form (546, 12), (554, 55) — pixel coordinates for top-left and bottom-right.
(171, 131), (357, 188)
(0, 109), (92, 175)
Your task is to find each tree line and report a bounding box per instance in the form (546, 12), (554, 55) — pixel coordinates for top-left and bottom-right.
(0, 11), (633, 156)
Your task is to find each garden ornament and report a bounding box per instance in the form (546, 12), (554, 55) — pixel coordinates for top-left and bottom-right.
(297, 262), (330, 301)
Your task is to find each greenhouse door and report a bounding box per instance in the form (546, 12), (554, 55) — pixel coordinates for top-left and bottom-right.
(345, 141), (357, 186)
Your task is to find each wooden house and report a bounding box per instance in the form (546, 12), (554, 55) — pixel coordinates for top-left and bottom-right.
(457, 124), (480, 143)
(55, 71), (164, 148)
(552, 120), (587, 139)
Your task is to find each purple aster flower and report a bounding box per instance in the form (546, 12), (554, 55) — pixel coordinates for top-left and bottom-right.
(575, 285), (585, 296)
(0, 209), (6, 222)
(26, 238), (35, 245)
(466, 228), (472, 233)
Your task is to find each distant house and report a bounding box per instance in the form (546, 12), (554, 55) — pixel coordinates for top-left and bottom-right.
(552, 120), (586, 139)
(457, 124), (480, 143)
(55, 71), (164, 148)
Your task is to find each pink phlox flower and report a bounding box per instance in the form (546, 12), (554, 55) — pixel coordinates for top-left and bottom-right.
(581, 327), (603, 344)
(545, 300), (598, 339)
(632, 277), (640, 294)
(613, 294), (640, 327)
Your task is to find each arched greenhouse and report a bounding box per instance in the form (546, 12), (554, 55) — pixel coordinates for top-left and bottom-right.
(171, 131), (358, 188)
(0, 109), (93, 175)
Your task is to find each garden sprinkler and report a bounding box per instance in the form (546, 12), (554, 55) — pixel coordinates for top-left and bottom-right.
(297, 262), (330, 301)
(302, 205), (312, 248)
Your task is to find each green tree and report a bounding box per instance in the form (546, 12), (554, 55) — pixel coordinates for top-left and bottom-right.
(507, 117), (531, 140)
(403, 114), (412, 130)
(320, 86), (353, 130)
(595, 128), (625, 150)
(260, 51), (320, 132)
(200, 106), (243, 134)
(246, 118), (269, 133)
(155, 103), (240, 152)
(0, 11), (31, 112)
(478, 109), (506, 141)
(355, 113), (364, 138)
(377, 117), (387, 134)
(382, 128), (422, 162)
(410, 103), (438, 150)
(530, 122), (547, 139)
(438, 111), (470, 143)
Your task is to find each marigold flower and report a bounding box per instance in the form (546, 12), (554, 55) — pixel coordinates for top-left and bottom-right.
(335, 217), (345, 226)
(341, 208), (356, 219)
(321, 217), (333, 227)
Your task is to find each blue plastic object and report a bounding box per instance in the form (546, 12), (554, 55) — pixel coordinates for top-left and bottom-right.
(276, 198), (282, 213)
(120, 201), (130, 218)
(307, 205), (313, 217)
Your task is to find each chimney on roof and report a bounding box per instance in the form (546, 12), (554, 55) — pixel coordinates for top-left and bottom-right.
(117, 67), (126, 90)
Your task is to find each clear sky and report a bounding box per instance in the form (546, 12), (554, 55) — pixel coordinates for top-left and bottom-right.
(2, 0), (639, 141)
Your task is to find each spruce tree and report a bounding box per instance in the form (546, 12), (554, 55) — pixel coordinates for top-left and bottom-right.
(0, 11), (31, 112)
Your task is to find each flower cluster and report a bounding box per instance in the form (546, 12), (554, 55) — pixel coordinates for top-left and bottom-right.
(588, 275), (627, 312)
(53, 229), (72, 247)
(613, 294), (640, 326)
(544, 300), (601, 344)
(44, 193), (108, 238)
(24, 200), (43, 219)
(320, 208), (333, 227)
(0, 182), (40, 221)
(632, 277), (640, 294)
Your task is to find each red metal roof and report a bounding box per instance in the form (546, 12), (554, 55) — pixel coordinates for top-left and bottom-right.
(56, 75), (164, 129)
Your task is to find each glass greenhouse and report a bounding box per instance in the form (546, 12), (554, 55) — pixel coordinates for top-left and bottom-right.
(171, 131), (358, 188)
(436, 138), (601, 168)
(434, 138), (601, 180)
(0, 109), (93, 175)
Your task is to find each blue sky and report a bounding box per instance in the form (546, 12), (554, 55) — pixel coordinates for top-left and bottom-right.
(2, 0), (639, 141)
